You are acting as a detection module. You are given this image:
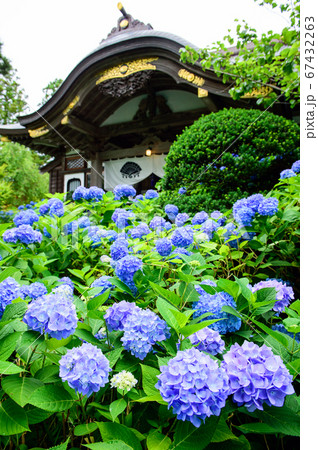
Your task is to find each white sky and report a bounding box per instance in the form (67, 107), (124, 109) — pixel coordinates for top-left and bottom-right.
(0, 0), (292, 108)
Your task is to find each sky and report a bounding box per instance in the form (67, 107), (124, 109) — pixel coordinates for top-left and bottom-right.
(0, 0), (292, 108)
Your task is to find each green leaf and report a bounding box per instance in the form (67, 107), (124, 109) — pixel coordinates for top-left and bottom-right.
(84, 442), (133, 450)
(253, 404), (300, 436)
(289, 300), (300, 315)
(1, 301), (28, 322)
(172, 416), (220, 449)
(141, 364), (160, 396)
(46, 336), (72, 350)
(47, 439), (70, 450)
(221, 305), (242, 318)
(26, 405), (53, 425)
(249, 318), (290, 348)
(0, 361), (25, 374)
(2, 375), (44, 407)
(170, 309), (192, 329)
(282, 209), (300, 222)
(0, 398), (30, 435)
(74, 328), (102, 345)
(156, 298), (180, 331)
(235, 277), (253, 302)
(34, 365), (60, 383)
(150, 281), (181, 306)
(147, 430), (172, 450)
(217, 279), (240, 299)
(236, 422), (278, 434)
(134, 394), (166, 405)
(110, 398), (127, 422)
(87, 290), (111, 310)
(29, 385), (74, 412)
(107, 347), (123, 368)
(0, 267), (20, 283)
(211, 416), (238, 442)
(180, 319), (221, 338)
(0, 332), (21, 360)
(97, 422), (142, 449)
(74, 422), (99, 436)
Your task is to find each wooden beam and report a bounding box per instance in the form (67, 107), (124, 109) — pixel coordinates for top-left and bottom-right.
(61, 115), (101, 138)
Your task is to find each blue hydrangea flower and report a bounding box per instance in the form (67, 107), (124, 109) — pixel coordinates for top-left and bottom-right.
(23, 292), (78, 339)
(115, 255), (143, 294)
(192, 211), (209, 225)
(72, 186), (88, 201)
(280, 169), (296, 179)
(246, 194), (265, 212)
(129, 223), (151, 239)
(164, 221), (172, 231)
(189, 328), (225, 356)
(0, 277), (22, 318)
(257, 197), (279, 216)
(27, 282), (48, 299)
(156, 348), (229, 427)
(171, 247), (191, 257)
(111, 209), (127, 223)
(13, 210), (39, 227)
(110, 239), (129, 261)
(2, 228), (18, 243)
(133, 194), (144, 202)
(57, 277), (74, 293)
(222, 223), (239, 241)
(90, 276), (113, 297)
(59, 343), (111, 397)
(165, 204), (179, 221)
(175, 213), (189, 227)
(222, 341), (294, 412)
(171, 226), (194, 248)
(113, 185), (136, 200)
(94, 327), (107, 340)
(52, 284), (74, 301)
(155, 238), (172, 256)
(193, 291), (241, 335)
(104, 301), (140, 332)
(195, 279), (217, 296)
(121, 308), (170, 360)
(272, 323), (300, 343)
(149, 216), (166, 231)
(84, 186), (105, 201)
(87, 226), (111, 246)
(145, 189), (159, 200)
(178, 187), (187, 195)
(291, 160), (300, 173)
(251, 279), (294, 313)
(234, 206), (255, 227)
(115, 211), (135, 229)
(201, 219), (218, 239)
(47, 199), (64, 217)
(3, 226), (42, 245)
(210, 211), (226, 226)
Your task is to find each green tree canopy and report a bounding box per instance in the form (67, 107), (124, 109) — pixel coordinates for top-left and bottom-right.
(39, 78), (63, 106)
(180, 0), (300, 108)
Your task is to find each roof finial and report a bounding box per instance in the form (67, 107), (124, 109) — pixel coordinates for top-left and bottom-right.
(117, 3), (129, 29)
(103, 4), (153, 41)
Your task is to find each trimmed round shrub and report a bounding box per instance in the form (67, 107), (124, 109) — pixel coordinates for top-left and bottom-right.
(159, 108), (299, 213)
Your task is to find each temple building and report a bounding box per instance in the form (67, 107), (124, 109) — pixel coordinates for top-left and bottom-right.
(0, 4), (298, 194)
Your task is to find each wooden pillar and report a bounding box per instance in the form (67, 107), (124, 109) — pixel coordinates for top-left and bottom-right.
(89, 152), (104, 188)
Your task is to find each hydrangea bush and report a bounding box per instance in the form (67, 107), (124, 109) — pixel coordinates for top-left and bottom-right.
(0, 167), (300, 448)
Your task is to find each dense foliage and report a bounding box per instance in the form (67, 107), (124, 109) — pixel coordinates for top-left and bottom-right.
(159, 108), (299, 213)
(180, 0), (300, 108)
(0, 142), (49, 208)
(0, 161), (300, 449)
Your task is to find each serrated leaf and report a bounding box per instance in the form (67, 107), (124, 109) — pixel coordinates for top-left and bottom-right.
(84, 442), (132, 449)
(74, 422), (99, 436)
(25, 404), (53, 425)
(34, 365), (60, 383)
(180, 319), (221, 338)
(147, 430), (172, 450)
(172, 415), (220, 449)
(0, 332), (21, 360)
(29, 385), (74, 412)
(253, 404), (300, 436)
(97, 422), (142, 449)
(236, 422), (278, 434)
(150, 281), (181, 306)
(110, 398), (127, 421)
(141, 364), (160, 396)
(156, 298), (180, 331)
(2, 375), (44, 407)
(0, 361), (25, 374)
(0, 398), (30, 435)
(1, 301), (28, 322)
(134, 394), (166, 404)
(87, 290), (111, 310)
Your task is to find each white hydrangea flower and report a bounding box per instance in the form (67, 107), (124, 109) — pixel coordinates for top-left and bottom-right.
(110, 370), (138, 392)
(100, 255), (111, 263)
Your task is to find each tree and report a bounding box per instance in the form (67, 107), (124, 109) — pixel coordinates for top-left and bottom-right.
(39, 78), (63, 106)
(0, 40), (27, 124)
(180, 0), (300, 108)
(0, 141), (49, 207)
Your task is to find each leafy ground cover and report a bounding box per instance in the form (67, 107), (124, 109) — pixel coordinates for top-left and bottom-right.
(0, 162), (300, 450)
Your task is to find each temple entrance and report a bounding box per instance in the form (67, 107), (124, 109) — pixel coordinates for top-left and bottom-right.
(133, 173), (160, 194)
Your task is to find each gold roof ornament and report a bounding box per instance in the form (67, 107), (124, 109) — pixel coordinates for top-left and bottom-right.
(28, 126), (49, 138)
(62, 96), (80, 116)
(178, 69), (205, 87)
(198, 88), (208, 98)
(96, 58), (158, 84)
(0, 136), (10, 142)
(242, 86), (273, 98)
(61, 116), (69, 125)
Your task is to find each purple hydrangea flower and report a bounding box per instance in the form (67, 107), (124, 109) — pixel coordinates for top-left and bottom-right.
(23, 292), (78, 339)
(149, 216), (166, 231)
(189, 328), (225, 356)
(195, 279), (217, 296)
(104, 300), (140, 332)
(4, 225), (43, 245)
(59, 343), (111, 397)
(165, 204), (179, 221)
(222, 341), (294, 412)
(0, 277), (22, 318)
(121, 308), (170, 360)
(156, 348), (229, 427)
(13, 210), (39, 227)
(90, 276), (113, 298)
(257, 197), (279, 216)
(251, 279), (294, 313)
(27, 282), (48, 299)
(72, 186), (88, 201)
(52, 284), (74, 301)
(110, 239), (129, 261)
(2, 229), (18, 243)
(291, 160), (300, 173)
(84, 186), (105, 201)
(246, 194), (265, 212)
(192, 211), (209, 225)
(145, 190), (159, 200)
(48, 199), (64, 217)
(175, 213), (189, 227)
(129, 223), (151, 239)
(115, 255), (143, 294)
(193, 291), (241, 335)
(201, 219), (218, 239)
(171, 226), (194, 248)
(280, 169), (296, 179)
(113, 185), (136, 200)
(178, 187), (187, 195)
(58, 277), (74, 292)
(155, 238), (172, 257)
(210, 211), (226, 226)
